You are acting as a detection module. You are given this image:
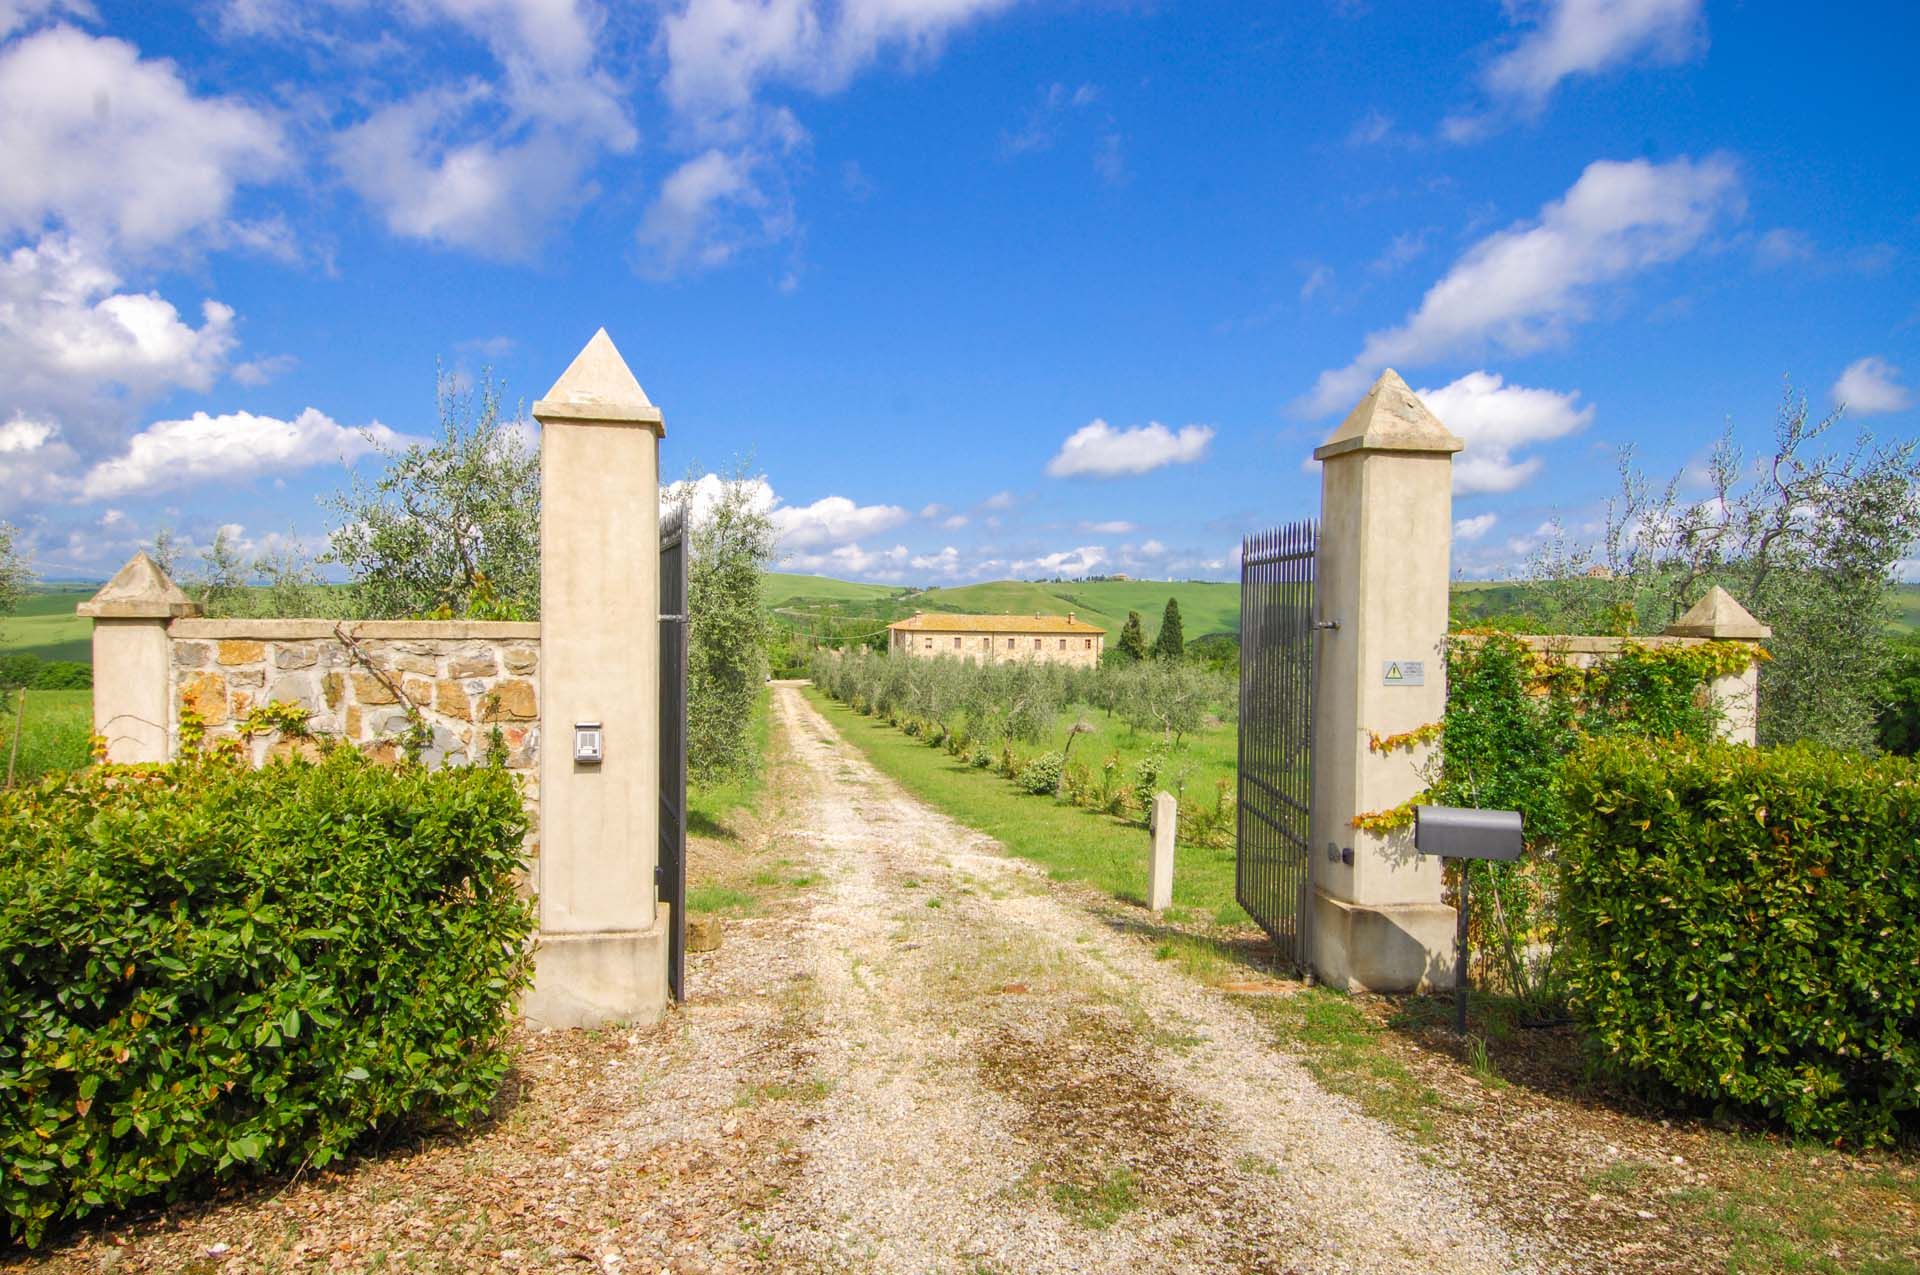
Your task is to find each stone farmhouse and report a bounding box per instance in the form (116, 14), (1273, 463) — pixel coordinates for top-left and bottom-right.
(888, 613), (1105, 668)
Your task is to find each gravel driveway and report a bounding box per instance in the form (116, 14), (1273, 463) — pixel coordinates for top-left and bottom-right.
(16, 683), (1532, 1274)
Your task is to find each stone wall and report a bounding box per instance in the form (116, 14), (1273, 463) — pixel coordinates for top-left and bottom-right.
(1501, 632), (1762, 746)
(165, 618), (543, 846)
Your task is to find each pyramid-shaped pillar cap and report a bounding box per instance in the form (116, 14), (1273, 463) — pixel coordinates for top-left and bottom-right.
(1663, 585), (1771, 640)
(77, 551), (201, 620)
(531, 328), (665, 433)
(1313, 369), (1464, 462)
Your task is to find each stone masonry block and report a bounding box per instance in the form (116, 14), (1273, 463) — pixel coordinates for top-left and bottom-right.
(322, 671), (344, 710)
(273, 643), (318, 670)
(350, 672), (398, 705)
(173, 641), (210, 669)
(435, 678), (473, 720)
(503, 647), (537, 674)
(217, 640), (265, 666)
(485, 678), (537, 721)
(179, 671), (229, 725)
(449, 651), (497, 678)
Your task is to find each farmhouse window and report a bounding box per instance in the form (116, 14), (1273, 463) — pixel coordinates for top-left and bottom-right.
(1007, 638), (1015, 649)
(1058, 638), (1066, 650)
(1084, 639), (1092, 649)
(924, 637), (933, 649)
(954, 637), (962, 649)
(1033, 638), (1042, 650)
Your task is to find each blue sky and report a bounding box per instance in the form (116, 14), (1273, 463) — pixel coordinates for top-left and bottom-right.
(0, 0), (1914, 584)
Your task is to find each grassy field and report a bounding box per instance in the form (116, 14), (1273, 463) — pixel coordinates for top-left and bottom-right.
(0, 687), (92, 784)
(1, 585), (94, 663)
(804, 686), (1249, 927)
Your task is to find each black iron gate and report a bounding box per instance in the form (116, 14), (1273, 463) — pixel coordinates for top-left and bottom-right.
(659, 506), (689, 1002)
(1236, 519), (1317, 966)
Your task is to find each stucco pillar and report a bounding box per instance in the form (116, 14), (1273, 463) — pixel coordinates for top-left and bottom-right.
(1307, 370), (1463, 993)
(1663, 586), (1771, 745)
(522, 328), (670, 1029)
(77, 552), (199, 764)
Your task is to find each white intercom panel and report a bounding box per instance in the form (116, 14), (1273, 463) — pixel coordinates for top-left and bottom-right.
(573, 722), (604, 764)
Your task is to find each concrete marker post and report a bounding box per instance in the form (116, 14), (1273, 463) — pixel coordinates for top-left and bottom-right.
(1148, 791), (1176, 912)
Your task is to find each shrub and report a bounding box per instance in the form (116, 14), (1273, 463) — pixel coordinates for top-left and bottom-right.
(1018, 751), (1064, 795)
(0, 747), (536, 1245)
(1559, 737), (1920, 1145)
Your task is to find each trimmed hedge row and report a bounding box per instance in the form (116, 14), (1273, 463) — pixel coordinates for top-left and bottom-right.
(1560, 738), (1919, 1144)
(1, 748), (535, 1245)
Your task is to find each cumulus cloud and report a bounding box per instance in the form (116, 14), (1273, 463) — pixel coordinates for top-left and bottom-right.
(0, 26), (285, 248)
(80, 408), (414, 500)
(330, 0), (636, 258)
(0, 412), (79, 503)
(771, 493), (911, 548)
(1482, 0), (1703, 109)
(637, 146), (796, 277)
(981, 490), (1015, 511)
(1011, 544), (1107, 576)
(1453, 512), (1498, 541)
(1415, 371), (1594, 494)
(1081, 520), (1135, 534)
(783, 541), (911, 576)
(1302, 155), (1741, 415)
(0, 236), (238, 448)
(1046, 419), (1215, 478)
(1831, 357), (1912, 416)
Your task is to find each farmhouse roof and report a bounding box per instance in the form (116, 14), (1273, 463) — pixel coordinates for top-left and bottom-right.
(888, 612), (1106, 635)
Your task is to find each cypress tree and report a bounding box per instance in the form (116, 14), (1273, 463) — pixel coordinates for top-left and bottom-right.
(1117, 610), (1148, 661)
(1153, 597), (1185, 660)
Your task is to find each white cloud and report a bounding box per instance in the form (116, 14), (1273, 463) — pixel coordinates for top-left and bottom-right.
(1302, 155), (1741, 415)
(1010, 544), (1107, 577)
(1046, 419), (1215, 478)
(1299, 263), (1333, 301)
(0, 412), (78, 503)
(1752, 227), (1815, 270)
(0, 26), (285, 248)
(1081, 519), (1135, 534)
(941, 513), (969, 529)
(661, 0), (1020, 133)
(1453, 512), (1498, 541)
(784, 541), (911, 577)
(0, 415), (54, 455)
(771, 493), (912, 548)
(0, 0), (91, 38)
(1482, 0), (1703, 110)
(909, 544), (962, 575)
(1415, 371), (1594, 494)
(331, 0), (636, 258)
(1832, 356), (1912, 416)
(637, 146), (797, 277)
(980, 490), (1015, 511)
(0, 236), (238, 450)
(80, 408), (414, 500)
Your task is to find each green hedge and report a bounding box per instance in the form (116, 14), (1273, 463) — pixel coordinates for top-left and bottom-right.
(1560, 738), (1920, 1144)
(0, 748), (535, 1245)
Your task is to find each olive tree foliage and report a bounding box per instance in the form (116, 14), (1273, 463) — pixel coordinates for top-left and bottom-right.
(324, 371), (539, 620)
(0, 522), (30, 620)
(178, 527), (347, 620)
(669, 468), (776, 786)
(1527, 384), (1920, 750)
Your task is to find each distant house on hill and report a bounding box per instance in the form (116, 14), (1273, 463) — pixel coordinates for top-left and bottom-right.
(887, 612), (1104, 667)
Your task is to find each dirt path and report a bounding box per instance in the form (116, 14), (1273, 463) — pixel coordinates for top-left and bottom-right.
(16, 683), (1531, 1275)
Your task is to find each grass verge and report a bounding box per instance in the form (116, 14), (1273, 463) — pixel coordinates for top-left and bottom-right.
(0, 688), (91, 785)
(803, 686), (1248, 926)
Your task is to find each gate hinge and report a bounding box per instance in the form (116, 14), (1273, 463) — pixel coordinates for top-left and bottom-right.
(1313, 619), (1340, 631)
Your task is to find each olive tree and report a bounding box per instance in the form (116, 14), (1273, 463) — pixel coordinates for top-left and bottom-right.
(1529, 383), (1920, 750)
(671, 467), (776, 785)
(0, 522), (28, 621)
(324, 370), (539, 620)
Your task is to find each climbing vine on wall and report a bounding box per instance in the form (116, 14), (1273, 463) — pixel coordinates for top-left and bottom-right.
(1354, 631), (1767, 1011)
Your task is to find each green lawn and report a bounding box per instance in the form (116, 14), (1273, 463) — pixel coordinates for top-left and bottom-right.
(0, 688), (92, 784)
(804, 687), (1249, 927)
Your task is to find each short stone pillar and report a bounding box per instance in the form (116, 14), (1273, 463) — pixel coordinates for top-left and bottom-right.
(1147, 791), (1177, 912)
(522, 329), (670, 1029)
(78, 552), (200, 764)
(1662, 586), (1771, 745)
(1308, 370), (1463, 993)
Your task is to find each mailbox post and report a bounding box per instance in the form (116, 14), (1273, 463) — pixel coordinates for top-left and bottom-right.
(1413, 805), (1524, 1034)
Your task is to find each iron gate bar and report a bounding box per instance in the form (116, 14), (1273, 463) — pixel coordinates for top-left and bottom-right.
(1236, 518), (1317, 968)
(659, 505), (689, 1003)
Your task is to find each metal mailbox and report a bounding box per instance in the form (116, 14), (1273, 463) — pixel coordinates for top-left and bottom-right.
(1414, 805), (1523, 862)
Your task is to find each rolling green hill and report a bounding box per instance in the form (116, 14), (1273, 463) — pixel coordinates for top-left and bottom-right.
(0, 585), (94, 663)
